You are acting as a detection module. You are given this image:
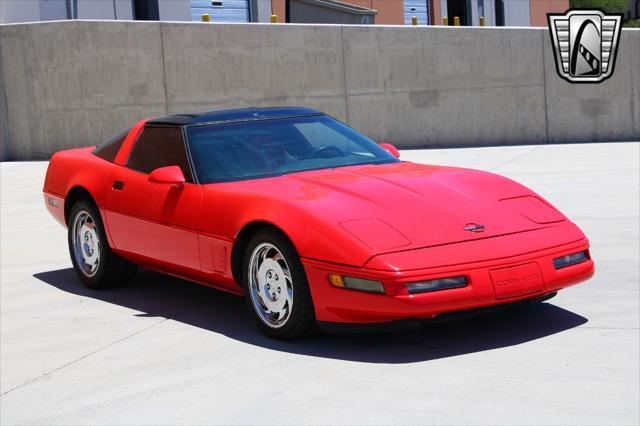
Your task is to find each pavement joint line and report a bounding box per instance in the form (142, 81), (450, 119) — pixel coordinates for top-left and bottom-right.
(23, 356), (299, 426)
(0, 317), (169, 398)
(489, 146), (541, 171)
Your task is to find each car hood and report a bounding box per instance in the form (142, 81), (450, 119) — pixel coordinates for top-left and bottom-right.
(251, 161), (567, 254)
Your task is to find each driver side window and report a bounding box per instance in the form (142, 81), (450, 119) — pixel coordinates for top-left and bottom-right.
(127, 126), (194, 182)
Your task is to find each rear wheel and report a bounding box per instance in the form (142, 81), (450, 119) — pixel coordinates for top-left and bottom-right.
(68, 199), (137, 289)
(243, 229), (316, 340)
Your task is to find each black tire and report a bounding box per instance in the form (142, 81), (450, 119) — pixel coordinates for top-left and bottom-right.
(68, 199), (137, 289)
(242, 228), (316, 340)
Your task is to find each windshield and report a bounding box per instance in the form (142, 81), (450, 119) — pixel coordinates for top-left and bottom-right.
(185, 114), (399, 183)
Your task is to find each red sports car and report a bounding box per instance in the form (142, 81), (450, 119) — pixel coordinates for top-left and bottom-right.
(43, 107), (594, 339)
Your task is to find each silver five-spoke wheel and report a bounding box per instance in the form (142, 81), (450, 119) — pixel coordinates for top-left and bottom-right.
(248, 242), (294, 328)
(71, 210), (101, 277)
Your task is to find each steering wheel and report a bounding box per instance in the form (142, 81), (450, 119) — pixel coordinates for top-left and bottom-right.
(310, 146), (344, 158)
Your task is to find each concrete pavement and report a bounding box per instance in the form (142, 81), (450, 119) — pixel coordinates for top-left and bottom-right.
(1, 142), (638, 425)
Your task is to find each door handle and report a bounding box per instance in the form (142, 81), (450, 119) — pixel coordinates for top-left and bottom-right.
(112, 180), (124, 190)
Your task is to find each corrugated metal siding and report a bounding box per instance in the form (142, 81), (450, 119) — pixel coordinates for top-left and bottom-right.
(191, 0), (249, 22)
(404, 0), (429, 24)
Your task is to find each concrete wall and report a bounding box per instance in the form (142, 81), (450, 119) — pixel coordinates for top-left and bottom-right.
(544, 30), (640, 143)
(0, 20), (638, 160)
(160, 23), (348, 118)
(0, 21), (168, 160)
(343, 25), (547, 146)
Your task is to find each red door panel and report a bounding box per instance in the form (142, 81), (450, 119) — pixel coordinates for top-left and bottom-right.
(104, 167), (203, 271)
(106, 211), (202, 271)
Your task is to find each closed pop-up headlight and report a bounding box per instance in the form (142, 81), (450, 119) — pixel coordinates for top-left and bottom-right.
(501, 196), (565, 224)
(405, 276), (468, 295)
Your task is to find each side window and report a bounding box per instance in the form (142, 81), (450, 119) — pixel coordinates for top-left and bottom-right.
(93, 128), (130, 162)
(127, 126), (194, 182)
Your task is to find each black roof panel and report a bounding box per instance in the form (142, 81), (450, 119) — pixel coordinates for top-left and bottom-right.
(146, 107), (323, 126)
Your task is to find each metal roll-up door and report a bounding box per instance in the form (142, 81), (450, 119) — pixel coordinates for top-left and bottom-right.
(191, 0), (249, 22)
(404, 0), (430, 25)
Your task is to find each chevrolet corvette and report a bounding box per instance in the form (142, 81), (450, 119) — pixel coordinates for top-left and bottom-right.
(43, 107), (594, 339)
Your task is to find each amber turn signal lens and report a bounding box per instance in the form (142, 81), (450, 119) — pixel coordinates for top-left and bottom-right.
(328, 273), (345, 287)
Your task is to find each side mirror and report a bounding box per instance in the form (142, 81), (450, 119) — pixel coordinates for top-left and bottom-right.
(379, 143), (400, 159)
(148, 165), (185, 187)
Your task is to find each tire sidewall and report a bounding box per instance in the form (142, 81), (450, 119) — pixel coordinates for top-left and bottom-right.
(67, 200), (110, 289)
(242, 229), (316, 339)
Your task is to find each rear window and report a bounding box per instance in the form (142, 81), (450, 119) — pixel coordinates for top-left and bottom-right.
(93, 128), (130, 162)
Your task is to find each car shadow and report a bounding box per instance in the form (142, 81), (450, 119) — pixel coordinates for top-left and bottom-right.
(33, 268), (588, 364)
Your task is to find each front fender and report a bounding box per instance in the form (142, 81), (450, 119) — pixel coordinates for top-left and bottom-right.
(201, 188), (374, 267)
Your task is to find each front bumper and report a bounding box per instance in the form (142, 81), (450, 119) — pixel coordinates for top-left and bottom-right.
(302, 238), (594, 324)
(316, 292), (558, 334)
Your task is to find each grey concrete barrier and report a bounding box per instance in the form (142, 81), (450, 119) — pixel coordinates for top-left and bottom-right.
(342, 26), (548, 147)
(544, 30), (640, 143)
(160, 23), (348, 121)
(0, 21), (168, 161)
(0, 20), (638, 161)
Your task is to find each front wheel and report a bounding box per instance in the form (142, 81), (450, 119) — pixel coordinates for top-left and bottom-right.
(68, 199), (137, 289)
(243, 229), (316, 340)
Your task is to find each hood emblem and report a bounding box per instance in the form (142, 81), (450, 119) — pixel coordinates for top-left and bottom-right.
(464, 223), (485, 233)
